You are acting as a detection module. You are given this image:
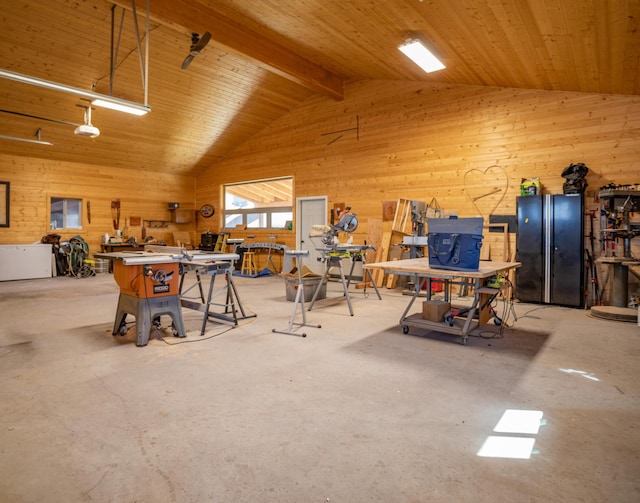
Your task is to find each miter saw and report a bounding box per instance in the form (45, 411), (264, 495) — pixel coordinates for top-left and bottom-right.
(307, 207), (381, 316)
(318, 206), (359, 247)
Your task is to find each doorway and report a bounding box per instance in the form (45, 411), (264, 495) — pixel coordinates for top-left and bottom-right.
(296, 196), (327, 274)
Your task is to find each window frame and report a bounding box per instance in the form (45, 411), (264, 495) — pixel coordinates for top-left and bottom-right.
(223, 177), (293, 230)
(49, 196), (83, 230)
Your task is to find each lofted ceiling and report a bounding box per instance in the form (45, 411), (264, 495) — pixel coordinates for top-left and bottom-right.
(1, 0), (638, 177)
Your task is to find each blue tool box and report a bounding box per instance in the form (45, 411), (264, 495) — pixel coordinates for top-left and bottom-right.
(427, 217), (484, 271)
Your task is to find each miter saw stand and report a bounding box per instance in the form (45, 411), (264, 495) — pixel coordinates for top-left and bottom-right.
(307, 210), (381, 316)
(272, 250), (322, 337)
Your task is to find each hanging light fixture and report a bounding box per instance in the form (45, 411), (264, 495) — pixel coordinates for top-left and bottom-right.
(91, 97), (149, 116)
(398, 38), (446, 73)
(0, 128), (52, 145)
(74, 105), (100, 138)
(0, 69), (150, 116)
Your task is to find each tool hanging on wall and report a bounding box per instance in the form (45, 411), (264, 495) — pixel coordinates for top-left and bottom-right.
(86, 200), (91, 224)
(111, 200), (120, 230)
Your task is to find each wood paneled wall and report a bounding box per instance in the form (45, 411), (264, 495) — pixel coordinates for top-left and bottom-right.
(0, 154), (196, 255)
(2, 80), (638, 272)
(197, 80), (640, 262)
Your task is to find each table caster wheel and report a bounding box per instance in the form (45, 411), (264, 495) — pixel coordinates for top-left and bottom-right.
(402, 325), (409, 334)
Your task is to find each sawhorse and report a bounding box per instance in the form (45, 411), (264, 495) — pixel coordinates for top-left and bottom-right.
(180, 261), (256, 335)
(308, 251), (355, 316)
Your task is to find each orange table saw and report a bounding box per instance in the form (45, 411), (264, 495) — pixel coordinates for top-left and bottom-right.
(96, 247), (239, 346)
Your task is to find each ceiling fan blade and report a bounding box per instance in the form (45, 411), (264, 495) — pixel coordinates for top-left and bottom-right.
(181, 54), (194, 70)
(181, 32), (211, 69)
(193, 31), (211, 53)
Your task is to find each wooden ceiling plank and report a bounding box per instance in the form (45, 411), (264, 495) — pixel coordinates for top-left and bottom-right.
(110, 0), (344, 100)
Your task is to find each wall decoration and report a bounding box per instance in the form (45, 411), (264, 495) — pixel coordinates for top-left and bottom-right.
(382, 200), (396, 221)
(321, 115), (360, 145)
(0, 181), (9, 227)
(199, 204), (214, 218)
(463, 165), (509, 219)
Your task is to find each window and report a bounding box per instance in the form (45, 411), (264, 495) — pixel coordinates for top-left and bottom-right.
(224, 177), (293, 229)
(50, 197), (82, 230)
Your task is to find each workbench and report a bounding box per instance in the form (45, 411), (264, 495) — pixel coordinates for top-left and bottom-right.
(96, 247), (240, 346)
(365, 259), (520, 345)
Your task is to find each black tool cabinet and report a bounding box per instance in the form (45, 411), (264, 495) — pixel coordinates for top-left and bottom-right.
(516, 194), (584, 307)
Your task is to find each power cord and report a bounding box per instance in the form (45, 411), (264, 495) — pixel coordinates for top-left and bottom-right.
(154, 324), (235, 345)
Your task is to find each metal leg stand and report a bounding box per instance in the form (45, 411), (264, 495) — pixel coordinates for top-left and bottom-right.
(346, 252), (382, 300)
(273, 250), (321, 337)
(112, 293), (186, 347)
(181, 262), (256, 336)
(308, 255), (354, 316)
(223, 271), (256, 322)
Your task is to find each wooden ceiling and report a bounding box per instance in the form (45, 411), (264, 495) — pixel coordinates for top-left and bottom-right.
(1, 0), (638, 177)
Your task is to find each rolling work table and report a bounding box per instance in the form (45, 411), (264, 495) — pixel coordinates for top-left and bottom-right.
(365, 259), (520, 345)
(96, 247), (241, 346)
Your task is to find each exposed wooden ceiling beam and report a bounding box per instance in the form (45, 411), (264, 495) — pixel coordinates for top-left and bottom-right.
(111, 0), (344, 100)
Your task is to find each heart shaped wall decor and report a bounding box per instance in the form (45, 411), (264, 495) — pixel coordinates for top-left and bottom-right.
(463, 165), (509, 219)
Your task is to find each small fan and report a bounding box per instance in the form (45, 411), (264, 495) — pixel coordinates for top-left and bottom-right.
(181, 32), (211, 69)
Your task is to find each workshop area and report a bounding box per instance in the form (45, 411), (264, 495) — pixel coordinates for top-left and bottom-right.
(0, 272), (638, 502)
(1, 1), (640, 502)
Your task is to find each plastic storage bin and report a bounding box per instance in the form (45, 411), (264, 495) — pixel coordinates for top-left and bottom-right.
(284, 275), (326, 302)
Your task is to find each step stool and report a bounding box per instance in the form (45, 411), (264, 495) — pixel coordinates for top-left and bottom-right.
(241, 251), (257, 275)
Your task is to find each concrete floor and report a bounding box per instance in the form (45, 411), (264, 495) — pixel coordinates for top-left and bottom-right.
(0, 271), (638, 503)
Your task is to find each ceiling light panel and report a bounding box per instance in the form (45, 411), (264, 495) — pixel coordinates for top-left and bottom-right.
(398, 39), (446, 73)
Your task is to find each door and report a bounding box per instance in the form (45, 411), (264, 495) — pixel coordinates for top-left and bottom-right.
(550, 194), (584, 307)
(297, 196), (328, 274)
(516, 196), (544, 303)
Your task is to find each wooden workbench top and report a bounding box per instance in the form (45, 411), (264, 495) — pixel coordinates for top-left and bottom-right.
(365, 258), (520, 279)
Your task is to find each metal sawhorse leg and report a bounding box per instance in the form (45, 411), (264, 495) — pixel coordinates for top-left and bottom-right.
(180, 262), (256, 336)
(345, 250), (382, 300)
(308, 254), (354, 316)
(273, 250), (321, 337)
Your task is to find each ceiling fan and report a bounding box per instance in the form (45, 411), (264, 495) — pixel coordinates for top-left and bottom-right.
(181, 32), (211, 69)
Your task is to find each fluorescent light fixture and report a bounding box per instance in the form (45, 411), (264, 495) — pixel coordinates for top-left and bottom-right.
(91, 98), (149, 116)
(0, 127), (52, 145)
(0, 134), (52, 146)
(0, 68), (150, 116)
(398, 39), (445, 73)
